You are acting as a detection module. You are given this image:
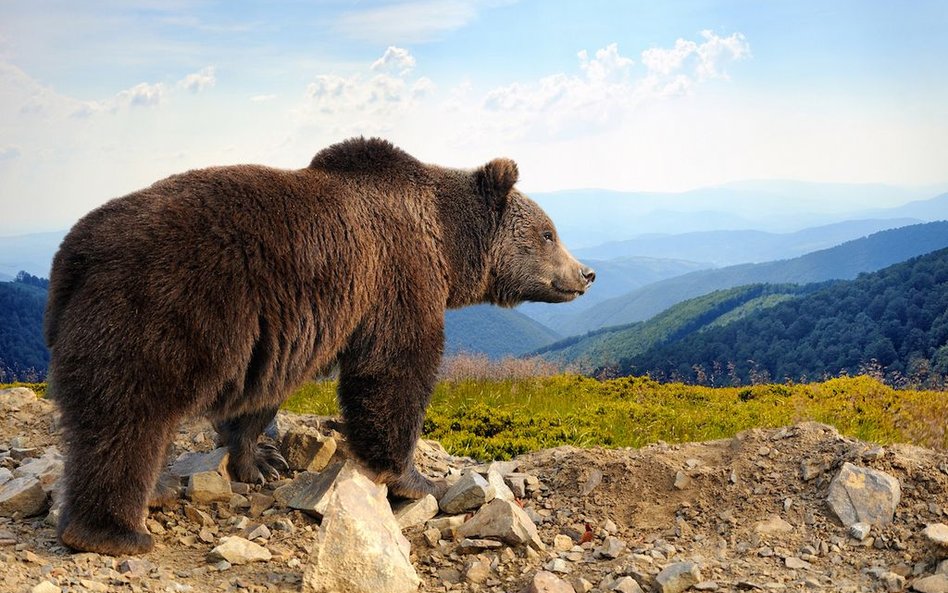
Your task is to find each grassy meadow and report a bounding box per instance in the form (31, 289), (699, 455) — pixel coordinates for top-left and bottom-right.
(5, 360), (946, 461)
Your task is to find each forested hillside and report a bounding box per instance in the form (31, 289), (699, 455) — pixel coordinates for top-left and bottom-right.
(535, 283), (818, 371)
(445, 305), (560, 358)
(0, 273), (48, 381)
(621, 248), (948, 386)
(556, 220), (948, 335)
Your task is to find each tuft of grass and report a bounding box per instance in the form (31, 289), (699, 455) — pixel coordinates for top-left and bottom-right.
(0, 381), (47, 397)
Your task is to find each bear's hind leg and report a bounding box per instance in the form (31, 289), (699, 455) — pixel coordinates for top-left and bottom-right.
(215, 407), (288, 484)
(58, 404), (178, 556)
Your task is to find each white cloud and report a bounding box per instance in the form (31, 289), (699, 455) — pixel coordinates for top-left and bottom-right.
(334, 0), (489, 43)
(297, 48), (431, 134)
(179, 66), (216, 93)
(116, 81), (165, 108)
(371, 46), (416, 75)
(578, 43), (634, 83)
(250, 94), (277, 102)
(641, 30), (750, 92)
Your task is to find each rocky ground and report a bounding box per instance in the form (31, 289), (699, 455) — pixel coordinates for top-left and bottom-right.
(1, 385), (947, 593)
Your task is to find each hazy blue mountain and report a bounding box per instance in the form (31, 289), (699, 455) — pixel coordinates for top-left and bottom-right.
(572, 218), (921, 265)
(0, 231), (65, 279)
(532, 183), (945, 249)
(555, 221), (948, 336)
(516, 256), (713, 328)
(445, 305), (560, 358)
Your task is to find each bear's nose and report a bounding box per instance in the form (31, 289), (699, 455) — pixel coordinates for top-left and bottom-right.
(580, 266), (596, 285)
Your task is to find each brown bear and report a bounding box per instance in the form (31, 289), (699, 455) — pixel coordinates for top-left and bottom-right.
(45, 137), (595, 556)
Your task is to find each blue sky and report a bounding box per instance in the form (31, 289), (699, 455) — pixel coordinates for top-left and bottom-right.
(1, 1), (946, 233)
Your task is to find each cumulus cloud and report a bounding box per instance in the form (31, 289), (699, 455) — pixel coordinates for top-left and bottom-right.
(371, 46), (416, 75)
(472, 31), (749, 140)
(115, 81), (165, 108)
(298, 47), (432, 134)
(179, 66), (216, 93)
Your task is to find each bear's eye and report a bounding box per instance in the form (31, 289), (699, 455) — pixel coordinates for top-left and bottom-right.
(542, 231), (554, 243)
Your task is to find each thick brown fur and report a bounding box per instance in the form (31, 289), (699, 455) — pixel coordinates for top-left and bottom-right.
(45, 137), (594, 556)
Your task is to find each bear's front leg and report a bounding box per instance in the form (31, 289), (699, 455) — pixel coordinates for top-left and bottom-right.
(215, 406), (289, 484)
(337, 347), (446, 500)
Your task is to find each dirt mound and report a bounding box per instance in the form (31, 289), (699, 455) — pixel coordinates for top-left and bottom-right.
(1, 387), (946, 593)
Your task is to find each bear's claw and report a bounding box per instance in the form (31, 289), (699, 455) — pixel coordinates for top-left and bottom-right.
(229, 442), (289, 485)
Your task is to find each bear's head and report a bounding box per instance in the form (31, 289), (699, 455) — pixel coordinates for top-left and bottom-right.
(476, 158), (595, 307)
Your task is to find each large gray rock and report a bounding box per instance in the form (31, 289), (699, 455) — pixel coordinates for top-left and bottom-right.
(439, 471), (494, 514)
(186, 471), (233, 504)
(393, 494), (439, 529)
(912, 574), (948, 593)
(0, 476), (47, 517)
(521, 571), (574, 593)
(302, 469), (419, 593)
(656, 562), (702, 593)
(282, 428), (337, 472)
(826, 462), (901, 526)
(14, 448), (64, 493)
(455, 498), (545, 550)
(286, 461), (367, 519)
(207, 536), (271, 564)
(170, 448), (230, 481)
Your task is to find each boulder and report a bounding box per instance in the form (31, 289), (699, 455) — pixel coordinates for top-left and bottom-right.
(0, 476), (47, 517)
(282, 428), (337, 472)
(455, 498), (545, 550)
(302, 469), (419, 593)
(186, 471), (233, 504)
(392, 494), (439, 529)
(826, 462), (901, 526)
(439, 471), (494, 514)
(286, 461), (370, 519)
(170, 448), (230, 481)
(656, 562), (702, 593)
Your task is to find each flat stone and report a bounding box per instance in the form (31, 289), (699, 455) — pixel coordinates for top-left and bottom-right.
(521, 571), (573, 593)
(170, 448), (230, 481)
(248, 493), (274, 517)
(694, 582), (720, 591)
(753, 514), (793, 535)
(570, 577), (594, 593)
(912, 574), (948, 593)
(673, 471), (691, 490)
(187, 471), (233, 504)
(656, 562), (702, 593)
(282, 428), (337, 472)
(184, 505), (215, 527)
(612, 576), (644, 593)
(826, 462), (900, 527)
(208, 536), (271, 564)
(439, 471), (494, 514)
(426, 514), (466, 539)
(392, 494), (439, 529)
(242, 523), (271, 541)
(31, 582), (60, 593)
(0, 476), (47, 517)
(14, 449), (63, 492)
(785, 557), (811, 570)
(924, 523), (948, 550)
(302, 469), (419, 593)
(458, 538), (504, 553)
(118, 557), (156, 577)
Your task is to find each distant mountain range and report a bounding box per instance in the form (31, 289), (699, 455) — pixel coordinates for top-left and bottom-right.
(571, 218), (920, 266)
(0, 277), (48, 381)
(621, 247), (948, 385)
(546, 221), (948, 336)
(445, 305), (560, 358)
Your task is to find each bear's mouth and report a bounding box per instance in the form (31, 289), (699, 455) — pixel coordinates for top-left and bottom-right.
(551, 282), (585, 298)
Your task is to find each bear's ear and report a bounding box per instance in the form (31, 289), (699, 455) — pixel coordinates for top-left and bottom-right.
(475, 158), (519, 212)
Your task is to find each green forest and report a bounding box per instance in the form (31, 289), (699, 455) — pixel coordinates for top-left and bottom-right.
(0, 272), (49, 381)
(621, 248), (948, 386)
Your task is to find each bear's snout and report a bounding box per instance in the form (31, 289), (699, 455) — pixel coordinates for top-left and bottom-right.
(580, 266), (596, 286)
